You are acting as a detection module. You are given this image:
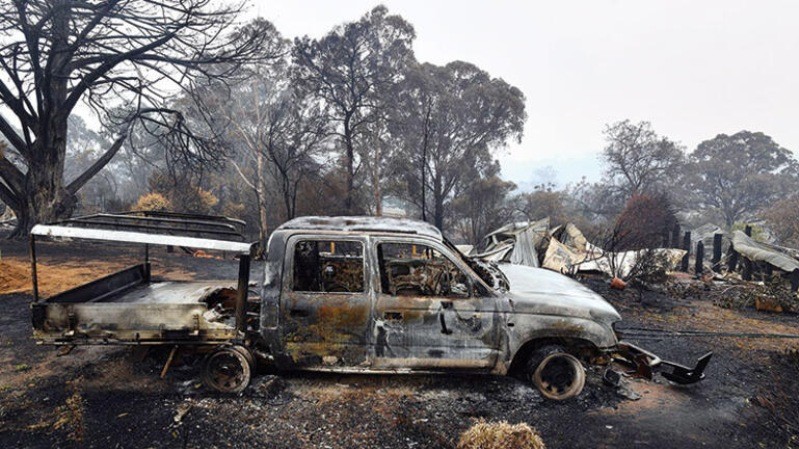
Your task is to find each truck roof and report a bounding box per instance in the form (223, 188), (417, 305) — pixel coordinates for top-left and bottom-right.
(276, 216), (443, 240)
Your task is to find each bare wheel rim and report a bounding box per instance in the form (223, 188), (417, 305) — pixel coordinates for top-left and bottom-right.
(204, 348), (251, 393)
(532, 353), (585, 400)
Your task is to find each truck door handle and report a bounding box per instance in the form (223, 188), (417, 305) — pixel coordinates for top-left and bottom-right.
(289, 308), (309, 317)
(439, 313), (452, 335)
(440, 301), (453, 334)
(384, 311), (403, 321)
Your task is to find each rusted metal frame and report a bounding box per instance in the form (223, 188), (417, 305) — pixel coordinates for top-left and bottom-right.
(67, 211), (247, 235)
(54, 218), (244, 240)
(117, 210), (247, 233)
(52, 213), (247, 241)
(38, 340), (236, 346)
(235, 254), (251, 337)
(30, 234), (40, 302)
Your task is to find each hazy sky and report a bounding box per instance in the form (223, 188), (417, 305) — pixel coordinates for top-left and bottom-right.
(256, 0), (799, 188)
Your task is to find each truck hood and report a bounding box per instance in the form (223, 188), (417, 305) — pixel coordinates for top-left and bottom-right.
(496, 263), (621, 325)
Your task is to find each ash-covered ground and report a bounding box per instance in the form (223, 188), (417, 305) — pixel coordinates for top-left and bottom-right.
(1, 239), (797, 449)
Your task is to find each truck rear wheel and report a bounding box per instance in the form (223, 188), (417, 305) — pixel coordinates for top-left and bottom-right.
(202, 346), (252, 394)
(526, 345), (585, 400)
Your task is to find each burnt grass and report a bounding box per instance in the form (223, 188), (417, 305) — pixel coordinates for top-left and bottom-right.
(1, 239), (798, 448)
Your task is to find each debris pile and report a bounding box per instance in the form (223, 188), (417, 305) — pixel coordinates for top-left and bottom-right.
(471, 219), (685, 282)
(473, 219), (799, 313)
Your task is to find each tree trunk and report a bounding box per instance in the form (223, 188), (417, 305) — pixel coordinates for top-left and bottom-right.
(282, 176), (292, 221)
(6, 4), (76, 237)
(372, 126), (382, 217)
(8, 123), (76, 238)
(343, 113), (356, 214)
(419, 104), (431, 223)
(255, 152), (269, 258)
(433, 174), (444, 230)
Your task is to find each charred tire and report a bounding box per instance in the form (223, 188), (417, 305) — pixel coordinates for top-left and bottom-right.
(202, 346), (252, 394)
(230, 345), (256, 370)
(525, 345), (585, 401)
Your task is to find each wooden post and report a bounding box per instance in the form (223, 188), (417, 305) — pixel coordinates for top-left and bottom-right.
(790, 269), (799, 292)
(744, 225), (752, 237)
(742, 257), (753, 281)
(695, 241), (704, 275)
(728, 249), (739, 272)
(681, 231), (691, 272)
(711, 233), (723, 273)
(671, 224), (681, 249)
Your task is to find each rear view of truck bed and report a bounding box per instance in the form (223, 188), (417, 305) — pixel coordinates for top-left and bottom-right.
(29, 212), (254, 346)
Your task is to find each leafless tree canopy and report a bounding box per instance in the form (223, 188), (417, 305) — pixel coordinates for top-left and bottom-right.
(0, 0), (269, 236)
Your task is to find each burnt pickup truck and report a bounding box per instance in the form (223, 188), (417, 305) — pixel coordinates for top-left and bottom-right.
(30, 213), (711, 399)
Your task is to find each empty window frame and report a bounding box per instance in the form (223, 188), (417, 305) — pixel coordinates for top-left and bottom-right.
(377, 242), (470, 298)
(293, 240), (365, 293)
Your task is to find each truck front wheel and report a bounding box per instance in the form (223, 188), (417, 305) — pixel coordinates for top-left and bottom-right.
(525, 345), (585, 400)
(202, 346), (252, 394)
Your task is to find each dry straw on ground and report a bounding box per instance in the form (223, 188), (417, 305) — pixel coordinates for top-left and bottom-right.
(457, 419), (545, 449)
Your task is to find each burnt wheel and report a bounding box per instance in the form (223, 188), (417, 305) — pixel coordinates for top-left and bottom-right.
(230, 345), (256, 370)
(526, 345), (585, 400)
(202, 346), (252, 394)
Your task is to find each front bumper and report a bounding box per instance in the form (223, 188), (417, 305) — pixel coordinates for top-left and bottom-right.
(607, 341), (713, 385)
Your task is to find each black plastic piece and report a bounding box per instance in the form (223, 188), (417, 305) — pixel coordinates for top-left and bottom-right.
(660, 351), (713, 384)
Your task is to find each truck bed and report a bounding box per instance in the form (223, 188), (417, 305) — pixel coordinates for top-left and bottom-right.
(31, 264), (239, 345)
(103, 281), (235, 304)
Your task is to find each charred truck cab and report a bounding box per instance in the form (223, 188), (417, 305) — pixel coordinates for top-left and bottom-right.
(30, 214), (711, 400)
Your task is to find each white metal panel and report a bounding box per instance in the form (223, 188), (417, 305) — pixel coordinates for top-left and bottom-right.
(30, 225), (253, 254)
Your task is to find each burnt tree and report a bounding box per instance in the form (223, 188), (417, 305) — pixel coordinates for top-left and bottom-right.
(0, 0), (267, 237)
(293, 6), (415, 214)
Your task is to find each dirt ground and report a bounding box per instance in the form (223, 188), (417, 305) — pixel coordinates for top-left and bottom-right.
(1, 238), (798, 449)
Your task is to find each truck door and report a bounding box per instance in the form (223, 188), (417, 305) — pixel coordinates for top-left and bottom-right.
(371, 239), (500, 370)
(280, 237), (371, 368)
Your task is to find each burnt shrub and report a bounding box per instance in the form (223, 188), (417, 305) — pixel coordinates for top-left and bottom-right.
(614, 193), (678, 251)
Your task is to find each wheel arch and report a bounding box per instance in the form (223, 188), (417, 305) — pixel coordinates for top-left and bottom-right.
(507, 336), (600, 376)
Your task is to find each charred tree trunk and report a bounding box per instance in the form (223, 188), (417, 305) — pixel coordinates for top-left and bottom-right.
(372, 125), (382, 217)
(6, 5), (76, 237)
(255, 152), (269, 258)
(419, 104), (431, 223)
(433, 173), (444, 230)
(343, 112), (356, 214)
(9, 123), (77, 238)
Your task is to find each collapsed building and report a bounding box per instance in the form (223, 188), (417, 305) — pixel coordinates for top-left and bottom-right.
(471, 219), (685, 281)
(471, 219), (799, 307)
